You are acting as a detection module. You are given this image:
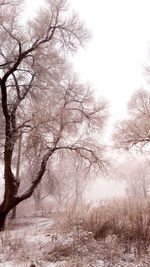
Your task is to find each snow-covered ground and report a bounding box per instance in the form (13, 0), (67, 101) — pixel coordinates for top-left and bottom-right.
(0, 215), (150, 266)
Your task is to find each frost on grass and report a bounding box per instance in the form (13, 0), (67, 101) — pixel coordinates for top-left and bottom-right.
(1, 212), (150, 266)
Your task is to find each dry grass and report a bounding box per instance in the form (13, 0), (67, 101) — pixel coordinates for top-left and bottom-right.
(1, 198), (150, 265)
(63, 198), (150, 254)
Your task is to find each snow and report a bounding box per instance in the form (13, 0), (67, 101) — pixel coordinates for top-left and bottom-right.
(96, 260), (105, 266)
(0, 215), (150, 266)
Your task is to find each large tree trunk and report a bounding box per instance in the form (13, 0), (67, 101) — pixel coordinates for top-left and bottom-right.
(0, 199), (17, 231)
(0, 212), (8, 231)
(0, 168), (20, 230)
(0, 150), (52, 230)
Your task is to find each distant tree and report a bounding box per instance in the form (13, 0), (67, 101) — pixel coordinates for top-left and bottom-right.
(0, 0), (108, 229)
(24, 155), (89, 211)
(48, 156), (89, 207)
(111, 157), (150, 199)
(113, 89), (150, 151)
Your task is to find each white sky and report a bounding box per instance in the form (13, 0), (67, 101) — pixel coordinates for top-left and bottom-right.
(85, 178), (126, 201)
(70, 0), (150, 121)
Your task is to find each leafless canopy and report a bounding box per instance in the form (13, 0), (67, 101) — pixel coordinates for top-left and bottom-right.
(113, 89), (150, 151)
(0, 0), (108, 229)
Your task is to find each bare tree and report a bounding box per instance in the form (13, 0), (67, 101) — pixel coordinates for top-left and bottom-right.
(23, 153), (90, 211)
(47, 156), (89, 208)
(111, 157), (150, 199)
(113, 89), (150, 151)
(0, 0), (108, 229)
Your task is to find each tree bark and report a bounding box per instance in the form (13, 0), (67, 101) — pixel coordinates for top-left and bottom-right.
(0, 198), (17, 231)
(0, 149), (53, 230)
(0, 213), (7, 231)
(11, 133), (22, 219)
